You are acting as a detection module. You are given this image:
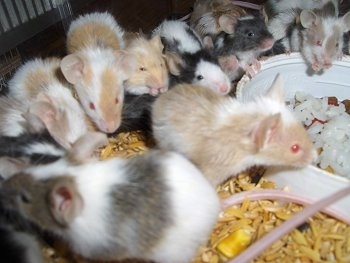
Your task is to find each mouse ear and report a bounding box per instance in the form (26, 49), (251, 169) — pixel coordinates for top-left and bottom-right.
(150, 35), (164, 51)
(114, 50), (137, 81)
(264, 74), (285, 104)
(22, 111), (47, 134)
(164, 51), (185, 76)
(218, 15), (236, 34)
(0, 157), (29, 180)
(203, 35), (214, 49)
(68, 131), (108, 164)
(28, 100), (71, 149)
(218, 55), (239, 75)
(341, 11), (350, 33)
(60, 54), (85, 84)
(49, 180), (83, 226)
(251, 113), (281, 150)
(300, 10), (318, 29)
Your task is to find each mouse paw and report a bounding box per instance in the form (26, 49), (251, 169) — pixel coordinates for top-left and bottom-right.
(285, 50), (292, 56)
(311, 62), (322, 72)
(244, 60), (261, 78)
(149, 88), (160, 96)
(219, 55), (239, 73)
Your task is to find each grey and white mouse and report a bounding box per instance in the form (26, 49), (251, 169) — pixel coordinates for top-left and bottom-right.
(267, 1), (350, 71)
(0, 149), (220, 263)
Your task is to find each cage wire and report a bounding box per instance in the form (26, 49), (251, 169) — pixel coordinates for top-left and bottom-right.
(0, 0), (73, 92)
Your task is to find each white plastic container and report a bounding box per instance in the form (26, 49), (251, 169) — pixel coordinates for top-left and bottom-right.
(236, 52), (350, 218)
(237, 52), (350, 101)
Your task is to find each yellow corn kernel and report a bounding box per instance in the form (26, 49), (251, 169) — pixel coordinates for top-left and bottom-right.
(216, 229), (252, 258)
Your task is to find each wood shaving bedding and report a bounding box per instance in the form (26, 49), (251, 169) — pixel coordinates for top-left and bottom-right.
(42, 131), (350, 263)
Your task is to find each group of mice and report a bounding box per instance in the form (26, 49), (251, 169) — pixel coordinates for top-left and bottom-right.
(0, 0), (349, 262)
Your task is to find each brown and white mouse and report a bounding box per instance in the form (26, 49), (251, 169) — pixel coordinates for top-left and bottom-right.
(61, 12), (137, 133)
(7, 57), (94, 149)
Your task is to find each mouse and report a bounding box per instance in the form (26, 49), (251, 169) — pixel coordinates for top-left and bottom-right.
(152, 74), (317, 186)
(190, 0), (262, 39)
(213, 14), (275, 81)
(61, 11), (137, 133)
(152, 19), (204, 54)
(7, 57), (95, 149)
(267, 1), (350, 71)
(0, 131), (65, 180)
(165, 49), (233, 94)
(0, 149), (220, 263)
(115, 93), (157, 138)
(0, 212), (44, 263)
(152, 20), (232, 94)
(0, 129), (107, 180)
(123, 34), (169, 96)
(264, 0), (339, 19)
(0, 181), (46, 263)
(0, 225), (44, 263)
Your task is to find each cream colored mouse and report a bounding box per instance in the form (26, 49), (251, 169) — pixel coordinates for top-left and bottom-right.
(123, 33), (169, 96)
(152, 74), (317, 186)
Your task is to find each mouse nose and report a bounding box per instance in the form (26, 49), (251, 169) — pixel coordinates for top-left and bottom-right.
(99, 119), (119, 133)
(216, 82), (230, 94)
(260, 38), (275, 50)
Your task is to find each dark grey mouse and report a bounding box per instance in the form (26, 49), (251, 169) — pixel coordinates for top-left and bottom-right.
(213, 14), (275, 80)
(114, 93), (157, 138)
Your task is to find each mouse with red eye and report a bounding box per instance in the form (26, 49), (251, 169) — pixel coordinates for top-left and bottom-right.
(61, 12), (137, 134)
(7, 57), (97, 149)
(152, 74), (317, 186)
(267, 1), (350, 72)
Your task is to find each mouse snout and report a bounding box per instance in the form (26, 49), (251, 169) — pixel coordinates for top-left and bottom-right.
(98, 119), (120, 134)
(148, 77), (169, 95)
(215, 82), (231, 94)
(260, 38), (275, 50)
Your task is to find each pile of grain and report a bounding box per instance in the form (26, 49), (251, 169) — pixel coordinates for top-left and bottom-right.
(43, 131), (350, 263)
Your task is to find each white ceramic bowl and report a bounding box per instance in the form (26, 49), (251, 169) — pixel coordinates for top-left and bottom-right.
(236, 52), (350, 218)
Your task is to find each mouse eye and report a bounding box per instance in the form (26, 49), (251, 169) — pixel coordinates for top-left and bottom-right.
(197, 75), (204, 81)
(19, 192), (31, 204)
(290, 144), (300, 154)
(89, 102), (95, 110)
(115, 97), (119, 104)
(335, 42), (339, 48)
(139, 66), (146, 71)
(316, 40), (322, 46)
(247, 31), (255, 37)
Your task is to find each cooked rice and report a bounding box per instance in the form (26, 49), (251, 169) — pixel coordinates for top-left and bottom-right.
(288, 92), (350, 178)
